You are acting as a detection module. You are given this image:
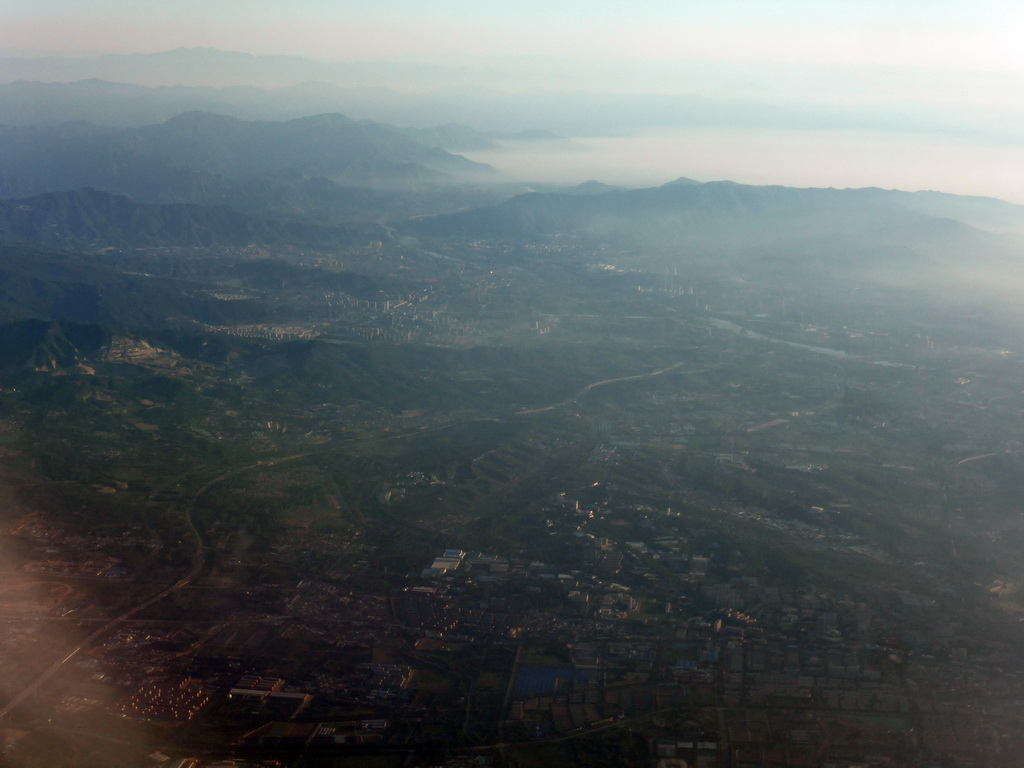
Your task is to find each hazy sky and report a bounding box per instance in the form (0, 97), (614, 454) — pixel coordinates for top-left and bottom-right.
(6, 0), (1024, 72)
(4, 1), (1024, 201)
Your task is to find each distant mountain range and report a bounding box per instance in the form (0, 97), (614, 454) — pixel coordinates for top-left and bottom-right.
(0, 111), (495, 219)
(411, 178), (1024, 302)
(0, 47), (484, 89)
(3, 87), (1024, 311)
(414, 177), (1024, 242)
(7, 48), (1015, 141)
(0, 78), (561, 147)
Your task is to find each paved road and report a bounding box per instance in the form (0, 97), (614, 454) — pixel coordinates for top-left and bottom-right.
(0, 570), (194, 719)
(515, 361), (703, 416)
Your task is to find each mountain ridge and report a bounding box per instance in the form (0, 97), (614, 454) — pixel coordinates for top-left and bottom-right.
(413, 179), (1024, 242)
(0, 187), (359, 249)
(0, 111), (495, 217)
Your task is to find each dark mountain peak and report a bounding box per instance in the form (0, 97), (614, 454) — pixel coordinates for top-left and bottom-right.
(0, 318), (108, 372)
(662, 176), (702, 187)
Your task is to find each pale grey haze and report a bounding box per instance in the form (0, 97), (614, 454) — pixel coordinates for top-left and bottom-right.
(2, 1), (1023, 201)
